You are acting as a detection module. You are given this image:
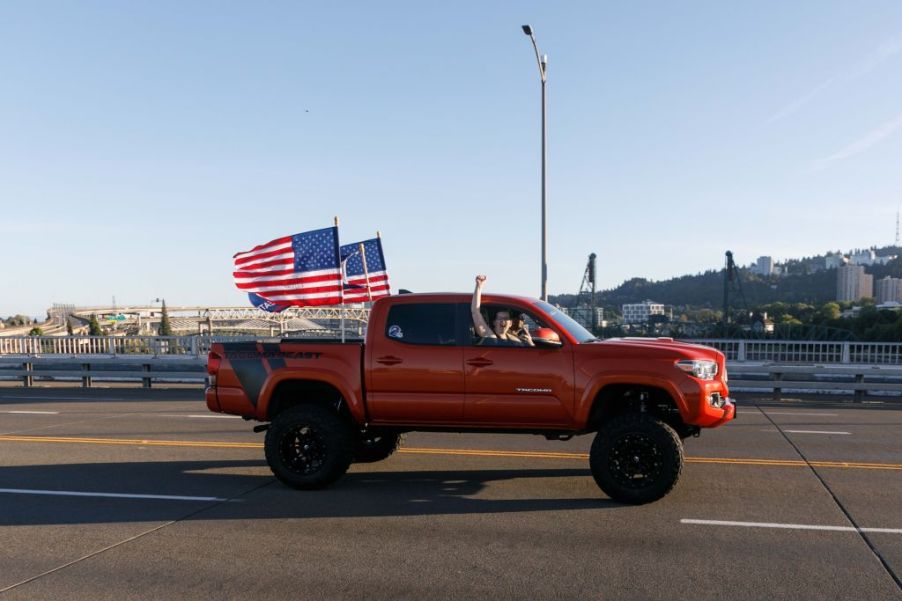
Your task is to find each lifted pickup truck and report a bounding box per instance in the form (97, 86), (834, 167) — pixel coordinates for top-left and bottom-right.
(206, 293), (734, 504)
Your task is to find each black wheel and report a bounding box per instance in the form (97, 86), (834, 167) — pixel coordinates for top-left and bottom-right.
(264, 405), (354, 489)
(353, 430), (404, 463)
(589, 413), (684, 504)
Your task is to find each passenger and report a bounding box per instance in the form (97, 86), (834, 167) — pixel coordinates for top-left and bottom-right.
(509, 313), (534, 346)
(471, 275), (534, 346)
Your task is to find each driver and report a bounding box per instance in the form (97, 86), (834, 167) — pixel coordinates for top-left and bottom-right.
(471, 275), (534, 346)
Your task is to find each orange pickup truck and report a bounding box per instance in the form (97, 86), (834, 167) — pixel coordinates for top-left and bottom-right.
(206, 292), (735, 504)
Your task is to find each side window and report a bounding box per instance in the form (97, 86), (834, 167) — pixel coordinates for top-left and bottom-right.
(472, 305), (549, 347)
(385, 303), (457, 346)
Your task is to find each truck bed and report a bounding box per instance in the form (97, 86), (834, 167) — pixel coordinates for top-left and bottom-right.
(206, 340), (365, 421)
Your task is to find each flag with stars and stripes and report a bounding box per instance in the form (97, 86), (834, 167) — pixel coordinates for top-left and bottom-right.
(340, 237), (391, 303)
(233, 227), (343, 307)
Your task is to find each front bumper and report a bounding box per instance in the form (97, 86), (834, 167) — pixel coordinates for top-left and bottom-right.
(709, 397), (735, 427)
(682, 380), (736, 427)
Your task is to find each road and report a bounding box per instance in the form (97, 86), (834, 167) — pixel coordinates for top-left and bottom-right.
(0, 388), (900, 600)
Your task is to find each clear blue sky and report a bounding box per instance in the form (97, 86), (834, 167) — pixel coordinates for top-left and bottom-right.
(2, 1), (900, 317)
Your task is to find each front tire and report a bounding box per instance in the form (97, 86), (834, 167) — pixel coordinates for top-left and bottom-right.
(264, 405), (354, 489)
(589, 413), (684, 504)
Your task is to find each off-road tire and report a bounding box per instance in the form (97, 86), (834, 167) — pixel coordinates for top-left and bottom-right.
(589, 412), (684, 504)
(264, 405), (354, 489)
(353, 430), (404, 463)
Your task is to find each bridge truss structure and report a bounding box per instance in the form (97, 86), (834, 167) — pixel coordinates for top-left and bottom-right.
(62, 305), (372, 336)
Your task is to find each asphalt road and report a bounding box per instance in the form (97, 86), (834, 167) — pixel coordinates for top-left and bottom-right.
(0, 388), (900, 600)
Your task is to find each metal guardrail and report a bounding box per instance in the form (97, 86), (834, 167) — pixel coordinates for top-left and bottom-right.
(1, 336), (901, 397)
(725, 363), (902, 400)
(3, 336), (902, 364)
(1, 359), (898, 398)
(0, 357), (206, 388)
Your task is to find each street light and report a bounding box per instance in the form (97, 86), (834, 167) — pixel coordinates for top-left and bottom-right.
(522, 24), (548, 301)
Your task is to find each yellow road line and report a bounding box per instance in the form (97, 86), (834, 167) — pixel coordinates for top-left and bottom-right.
(0, 435), (261, 449)
(0, 435), (900, 471)
(401, 448), (902, 470)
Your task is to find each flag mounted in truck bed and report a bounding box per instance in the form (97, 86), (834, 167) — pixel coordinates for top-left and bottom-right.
(340, 236), (391, 303)
(233, 227), (343, 307)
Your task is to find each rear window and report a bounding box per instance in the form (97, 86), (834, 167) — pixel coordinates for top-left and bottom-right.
(385, 303), (457, 345)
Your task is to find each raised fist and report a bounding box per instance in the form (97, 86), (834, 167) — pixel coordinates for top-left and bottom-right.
(475, 275), (487, 284)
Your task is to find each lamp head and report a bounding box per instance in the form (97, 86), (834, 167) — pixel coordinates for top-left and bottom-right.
(521, 25), (533, 35)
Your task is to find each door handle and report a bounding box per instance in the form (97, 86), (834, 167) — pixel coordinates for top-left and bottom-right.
(466, 358), (494, 367)
(376, 355), (403, 366)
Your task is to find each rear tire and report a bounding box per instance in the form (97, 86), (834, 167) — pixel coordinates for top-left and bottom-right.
(353, 430), (404, 463)
(589, 413), (683, 504)
(264, 405), (354, 489)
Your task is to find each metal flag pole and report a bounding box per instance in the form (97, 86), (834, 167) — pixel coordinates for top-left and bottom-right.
(335, 216), (345, 343)
(377, 230), (389, 296)
(359, 242), (373, 301)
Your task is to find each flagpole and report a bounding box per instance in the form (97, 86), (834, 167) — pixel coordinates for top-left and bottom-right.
(377, 230), (388, 296)
(335, 216), (345, 343)
(359, 242), (373, 302)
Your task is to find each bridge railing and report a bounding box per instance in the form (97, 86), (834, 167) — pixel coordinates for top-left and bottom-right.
(0, 335), (261, 358)
(691, 340), (902, 365)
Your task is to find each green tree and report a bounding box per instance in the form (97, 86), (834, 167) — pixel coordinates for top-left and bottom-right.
(88, 314), (102, 336)
(159, 299), (173, 336)
(818, 302), (841, 322)
(28, 327), (43, 336)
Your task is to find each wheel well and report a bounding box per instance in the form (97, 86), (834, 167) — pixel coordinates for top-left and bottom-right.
(267, 380), (355, 424)
(587, 384), (689, 436)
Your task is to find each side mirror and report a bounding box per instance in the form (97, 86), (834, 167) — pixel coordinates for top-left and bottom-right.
(532, 327), (562, 348)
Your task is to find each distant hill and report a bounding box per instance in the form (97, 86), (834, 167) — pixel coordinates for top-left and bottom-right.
(551, 245), (902, 314)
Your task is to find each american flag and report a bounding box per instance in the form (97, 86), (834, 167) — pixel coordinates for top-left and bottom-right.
(340, 237), (391, 303)
(233, 227), (343, 306)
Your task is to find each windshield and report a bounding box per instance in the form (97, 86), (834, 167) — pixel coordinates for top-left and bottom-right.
(533, 301), (596, 343)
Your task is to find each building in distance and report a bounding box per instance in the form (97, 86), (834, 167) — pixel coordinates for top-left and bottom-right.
(837, 264), (874, 302)
(622, 301), (666, 324)
(849, 248), (896, 267)
(876, 276), (902, 304)
(750, 256), (775, 276)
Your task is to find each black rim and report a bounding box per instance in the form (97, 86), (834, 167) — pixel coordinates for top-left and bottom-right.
(608, 432), (664, 489)
(279, 424), (327, 475)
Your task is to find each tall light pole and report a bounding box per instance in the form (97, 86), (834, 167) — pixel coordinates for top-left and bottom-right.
(522, 25), (548, 301)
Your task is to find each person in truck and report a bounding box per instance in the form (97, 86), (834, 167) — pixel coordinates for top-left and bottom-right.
(509, 313), (534, 345)
(471, 275), (534, 346)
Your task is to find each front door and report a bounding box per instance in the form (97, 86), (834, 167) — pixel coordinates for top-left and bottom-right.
(463, 306), (574, 427)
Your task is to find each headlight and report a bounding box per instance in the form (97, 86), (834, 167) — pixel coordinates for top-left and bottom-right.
(675, 359), (718, 380)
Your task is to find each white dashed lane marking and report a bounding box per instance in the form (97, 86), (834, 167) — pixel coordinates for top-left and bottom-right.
(682, 519), (902, 534)
(0, 488), (229, 502)
(766, 412), (839, 417)
(784, 430), (851, 435)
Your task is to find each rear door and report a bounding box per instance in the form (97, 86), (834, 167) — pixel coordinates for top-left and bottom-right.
(463, 305), (575, 427)
(367, 302), (465, 424)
